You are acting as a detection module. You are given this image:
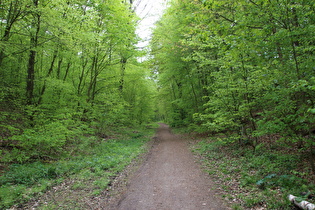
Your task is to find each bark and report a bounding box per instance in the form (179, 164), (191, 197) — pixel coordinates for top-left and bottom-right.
(119, 57), (127, 91)
(286, 4), (301, 79)
(26, 0), (40, 105)
(310, 142), (315, 175)
(0, 1), (23, 66)
(63, 62), (71, 81)
(26, 50), (36, 105)
(56, 58), (63, 79)
(289, 195), (315, 210)
(190, 82), (199, 112)
(77, 56), (88, 95)
(87, 56), (98, 103)
(37, 52), (57, 105)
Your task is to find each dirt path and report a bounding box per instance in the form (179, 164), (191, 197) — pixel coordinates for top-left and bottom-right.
(113, 123), (229, 210)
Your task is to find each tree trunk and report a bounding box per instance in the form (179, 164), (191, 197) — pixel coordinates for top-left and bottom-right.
(56, 58), (63, 79)
(0, 1), (23, 67)
(63, 62), (71, 81)
(26, 49), (36, 105)
(310, 142), (315, 175)
(119, 57), (127, 91)
(87, 56), (98, 103)
(77, 55), (88, 96)
(37, 52), (57, 105)
(289, 195), (315, 210)
(26, 0), (40, 105)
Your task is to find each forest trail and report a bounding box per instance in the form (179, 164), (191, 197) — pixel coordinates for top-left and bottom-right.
(112, 123), (229, 210)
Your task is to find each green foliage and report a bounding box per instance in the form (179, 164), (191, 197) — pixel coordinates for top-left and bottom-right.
(152, 0), (315, 172)
(259, 174), (307, 193)
(0, 127), (153, 209)
(3, 121), (74, 163)
(0, 185), (27, 209)
(0, 0), (157, 167)
(193, 137), (315, 209)
(0, 163), (57, 186)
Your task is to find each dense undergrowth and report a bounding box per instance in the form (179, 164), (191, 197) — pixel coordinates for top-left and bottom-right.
(188, 133), (315, 210)
(0, 125), (157, 209)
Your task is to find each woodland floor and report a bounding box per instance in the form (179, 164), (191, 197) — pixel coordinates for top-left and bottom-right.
(109, 123), (230, 210)
(20, 124), (231, 209)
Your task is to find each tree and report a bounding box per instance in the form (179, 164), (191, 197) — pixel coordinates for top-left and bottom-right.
(152, 0), (315, 163)
(0, 0), (157, 163)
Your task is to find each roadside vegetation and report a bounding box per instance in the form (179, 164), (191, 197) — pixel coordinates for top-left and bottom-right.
(153, 1), (315, 208)
(2, 0), (315, 209)
(190, 133), (315, 209)
(0, 125), (157, 209)
(0, 1), (157, 208)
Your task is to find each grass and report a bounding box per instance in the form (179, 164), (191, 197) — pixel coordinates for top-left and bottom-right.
(190, 136), (315, 209)
(0, 125), (156, 209)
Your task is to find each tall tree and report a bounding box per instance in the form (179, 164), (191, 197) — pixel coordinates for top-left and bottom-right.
(0, 0), (157, 162)
(152, 0), (315, 158)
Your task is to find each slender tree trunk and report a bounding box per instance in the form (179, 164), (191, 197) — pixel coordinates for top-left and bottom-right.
(190, 82), (199, 112)
(271, 27), (284, 63)
(310, 144), (315, 174)
(286, 4), (301, 79)
(119, 57), (127, 91)
(26, 0), (40, 105)
(0, 1), (22, 67)
(37, 51), (57, 105)
(309, 132), (315, 174)
(63, 62), (71, 81)
(77, 56), (88, 96)
(26, 50), (36, 105)
(87, 56), (98, 103)
(171, 82), (176, 100)
(0, 25), (11, 66)
(57, 58), (63, 79)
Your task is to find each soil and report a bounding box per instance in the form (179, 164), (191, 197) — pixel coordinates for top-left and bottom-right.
(109, 123), (230, 210)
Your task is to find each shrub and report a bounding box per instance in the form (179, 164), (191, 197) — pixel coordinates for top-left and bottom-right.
(0, 162), (57, 186)
(7, 121), (72, 162)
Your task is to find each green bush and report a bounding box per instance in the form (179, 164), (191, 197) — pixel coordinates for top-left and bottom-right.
(0, 185), (26, 209)
(193, 137), (315, 209)
(0, 126), (153, 209)
(256, 174), (306, 192)
(0, 162), (57, 186)
(5, 121), (73, 163)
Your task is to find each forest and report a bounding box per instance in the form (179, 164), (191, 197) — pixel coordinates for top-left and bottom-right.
(151, 0), (315, 208)
(0, 0), (158, 208)
(0, 0), (157, 161)
(1, 0), (315, 209)
(152, 0), (315, 171)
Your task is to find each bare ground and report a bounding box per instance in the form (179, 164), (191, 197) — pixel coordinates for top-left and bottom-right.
(109, 123), (230, 210)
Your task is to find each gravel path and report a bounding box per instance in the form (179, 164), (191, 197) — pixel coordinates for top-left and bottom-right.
(115, 123), (229, 210)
